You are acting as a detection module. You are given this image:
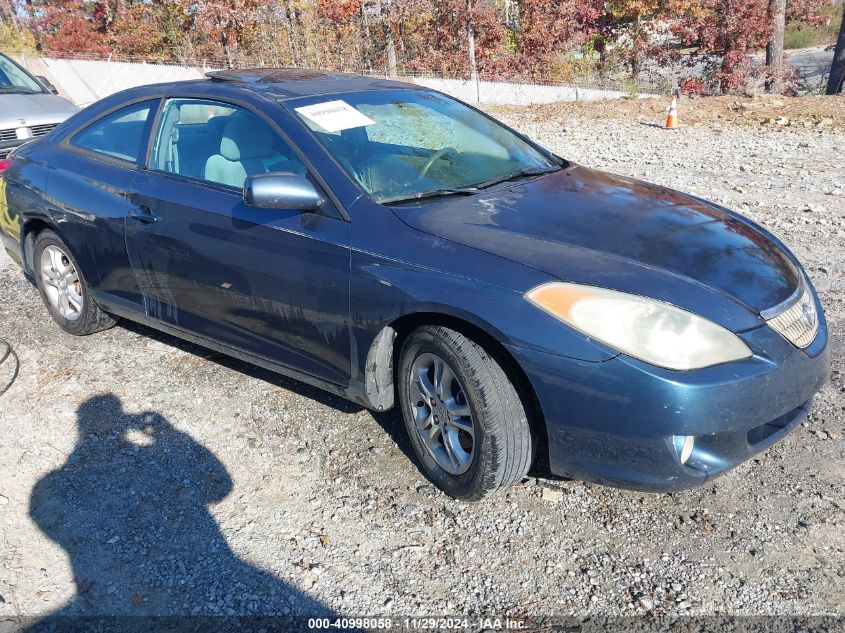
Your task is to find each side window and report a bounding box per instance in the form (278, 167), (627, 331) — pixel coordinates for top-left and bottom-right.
(150, 98), (306, 189)
(71, 100), (157, 163)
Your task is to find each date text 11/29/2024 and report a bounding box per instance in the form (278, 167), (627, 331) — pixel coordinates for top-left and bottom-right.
(307, 617), (527, 630)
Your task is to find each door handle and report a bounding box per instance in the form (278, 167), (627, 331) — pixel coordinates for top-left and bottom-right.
(129, 205), (159, 224)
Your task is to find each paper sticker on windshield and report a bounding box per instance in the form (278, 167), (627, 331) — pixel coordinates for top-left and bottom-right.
(295, 100), (375, 132)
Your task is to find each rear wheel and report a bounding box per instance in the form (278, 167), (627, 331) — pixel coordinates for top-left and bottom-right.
(34, 230), (116, 336)
(398, 325), (534, 500)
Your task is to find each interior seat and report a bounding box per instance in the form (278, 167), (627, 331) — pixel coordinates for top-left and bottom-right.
(171, 116), (228, 179)
(204, 114), (287, 188)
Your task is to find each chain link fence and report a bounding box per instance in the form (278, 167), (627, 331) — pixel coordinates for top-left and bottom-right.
(5, 45), (834, 109)
(7, 51), (671, 108)
(9, 53), (211, 107)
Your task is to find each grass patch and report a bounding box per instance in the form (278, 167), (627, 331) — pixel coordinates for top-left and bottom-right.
(785, 3), (843, 49)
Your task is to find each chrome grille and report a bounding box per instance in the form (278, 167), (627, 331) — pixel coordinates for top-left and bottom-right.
(765, 287), (818, 348)
(0, 123), (57, 144)
(30, 123), (58, 137)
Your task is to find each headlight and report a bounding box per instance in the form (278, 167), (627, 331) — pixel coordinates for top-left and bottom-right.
(525, 282), (752, 370)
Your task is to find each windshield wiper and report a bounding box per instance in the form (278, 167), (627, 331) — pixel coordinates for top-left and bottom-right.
(378, 165), (561, 205)
(470, 166), (561, 190)
(0, 87), (41, 94)
(380, 187), (479, 205)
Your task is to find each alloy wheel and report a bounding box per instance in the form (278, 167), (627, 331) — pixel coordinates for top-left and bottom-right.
(40, 245), (83, 321)
(408, 352), (475, 475)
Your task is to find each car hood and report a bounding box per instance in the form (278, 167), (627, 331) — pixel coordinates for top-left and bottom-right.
(392, 165), (801, 330)
(0, 93), (78, 128)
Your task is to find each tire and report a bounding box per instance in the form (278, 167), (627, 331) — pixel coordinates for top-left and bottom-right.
(33, 230), (116, 336)
(397, 325), (534, 500)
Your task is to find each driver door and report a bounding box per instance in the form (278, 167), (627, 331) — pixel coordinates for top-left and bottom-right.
(125, 97), (352, 386)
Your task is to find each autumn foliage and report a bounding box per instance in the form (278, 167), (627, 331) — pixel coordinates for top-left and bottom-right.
(1, 0), (838, 92)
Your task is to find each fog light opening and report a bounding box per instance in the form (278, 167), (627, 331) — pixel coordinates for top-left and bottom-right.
(674, 435), (695, 465)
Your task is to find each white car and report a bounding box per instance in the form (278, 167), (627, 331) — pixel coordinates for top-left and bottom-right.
(0, 53), (77, 158)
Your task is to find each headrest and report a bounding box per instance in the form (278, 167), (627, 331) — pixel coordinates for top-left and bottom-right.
(220, 114), (274, 161)
(206, 115), (228, 139)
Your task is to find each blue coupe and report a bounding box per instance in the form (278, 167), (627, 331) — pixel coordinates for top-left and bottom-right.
(0, 70), (829, 499)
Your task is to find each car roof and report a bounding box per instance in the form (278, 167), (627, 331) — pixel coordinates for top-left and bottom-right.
(204, 68), (417, 99)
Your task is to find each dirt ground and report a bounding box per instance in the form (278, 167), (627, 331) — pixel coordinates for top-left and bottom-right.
(494, 94), (845, 132)
(0, 95), (843, 627)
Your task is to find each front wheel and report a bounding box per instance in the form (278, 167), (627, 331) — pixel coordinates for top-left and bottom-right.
(398, 326), (534, 500)
(34, 230), (116, 336)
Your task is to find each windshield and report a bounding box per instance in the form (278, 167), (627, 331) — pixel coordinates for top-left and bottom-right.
(289, 90), (559, 203)
(0, 54), (43, 94)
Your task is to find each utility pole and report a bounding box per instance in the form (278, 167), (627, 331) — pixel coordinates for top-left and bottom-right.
(765, 0), (786, 93)
(826, 6), (845, 94)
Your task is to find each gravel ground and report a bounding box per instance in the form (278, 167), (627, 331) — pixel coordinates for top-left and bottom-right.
(0, 97), (843, 626)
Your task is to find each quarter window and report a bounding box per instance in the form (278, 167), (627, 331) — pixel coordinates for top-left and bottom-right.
(150, 99), (306, 189)
(71, 100), (157, 163)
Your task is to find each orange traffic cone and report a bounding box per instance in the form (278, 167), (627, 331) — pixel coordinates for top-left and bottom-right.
(665, 96), (678, 129)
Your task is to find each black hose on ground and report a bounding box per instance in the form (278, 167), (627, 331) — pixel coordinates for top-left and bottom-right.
(0, 337), (20, 397)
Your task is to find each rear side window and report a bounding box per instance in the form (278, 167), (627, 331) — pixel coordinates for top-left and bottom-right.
(71, 100), (157, 163)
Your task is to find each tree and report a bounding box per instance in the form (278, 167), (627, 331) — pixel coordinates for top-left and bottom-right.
(0, 0), (37, 52)
(466, 0), (477, 80)
(106, 2), (177, 58)
(765, 0), (786, 92)
(515, 0), (585, 76)
(404, 0), (504, 77)
(317, 0), (362, 69)
(41, 1), (114, 53)
(0, 0), (22, 31)
(669, 0), (772, 92)
(19, 1), (186, 58)
(172, 0), (261, 66)
(603, 0), (670, 76)
(513, 0), (667, 79)
(670, 0), (836, 93)
(827, 6), (845, 94)
(0, 19), (37, 53)
(768, 0), (835, 91)
(376, 0), (398, 75)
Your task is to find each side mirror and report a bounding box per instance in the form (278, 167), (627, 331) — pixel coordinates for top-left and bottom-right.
(36, 76), (58, 94)
(243, 173), (324, 211)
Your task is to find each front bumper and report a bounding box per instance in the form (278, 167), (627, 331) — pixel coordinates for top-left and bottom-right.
(507, 297), (830, 492)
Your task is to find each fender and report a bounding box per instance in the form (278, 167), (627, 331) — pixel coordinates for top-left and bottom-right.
(1, 152), (50, 271)
(350, 257), (620, 410)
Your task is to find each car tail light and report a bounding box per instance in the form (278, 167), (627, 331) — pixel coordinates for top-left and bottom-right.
(0, 158), (13, 173)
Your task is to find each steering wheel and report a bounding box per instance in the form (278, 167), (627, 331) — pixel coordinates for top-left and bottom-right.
(418, 147), (458, 180)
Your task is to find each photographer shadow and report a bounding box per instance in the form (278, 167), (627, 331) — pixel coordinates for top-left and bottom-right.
(26, 393), (334, 631)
